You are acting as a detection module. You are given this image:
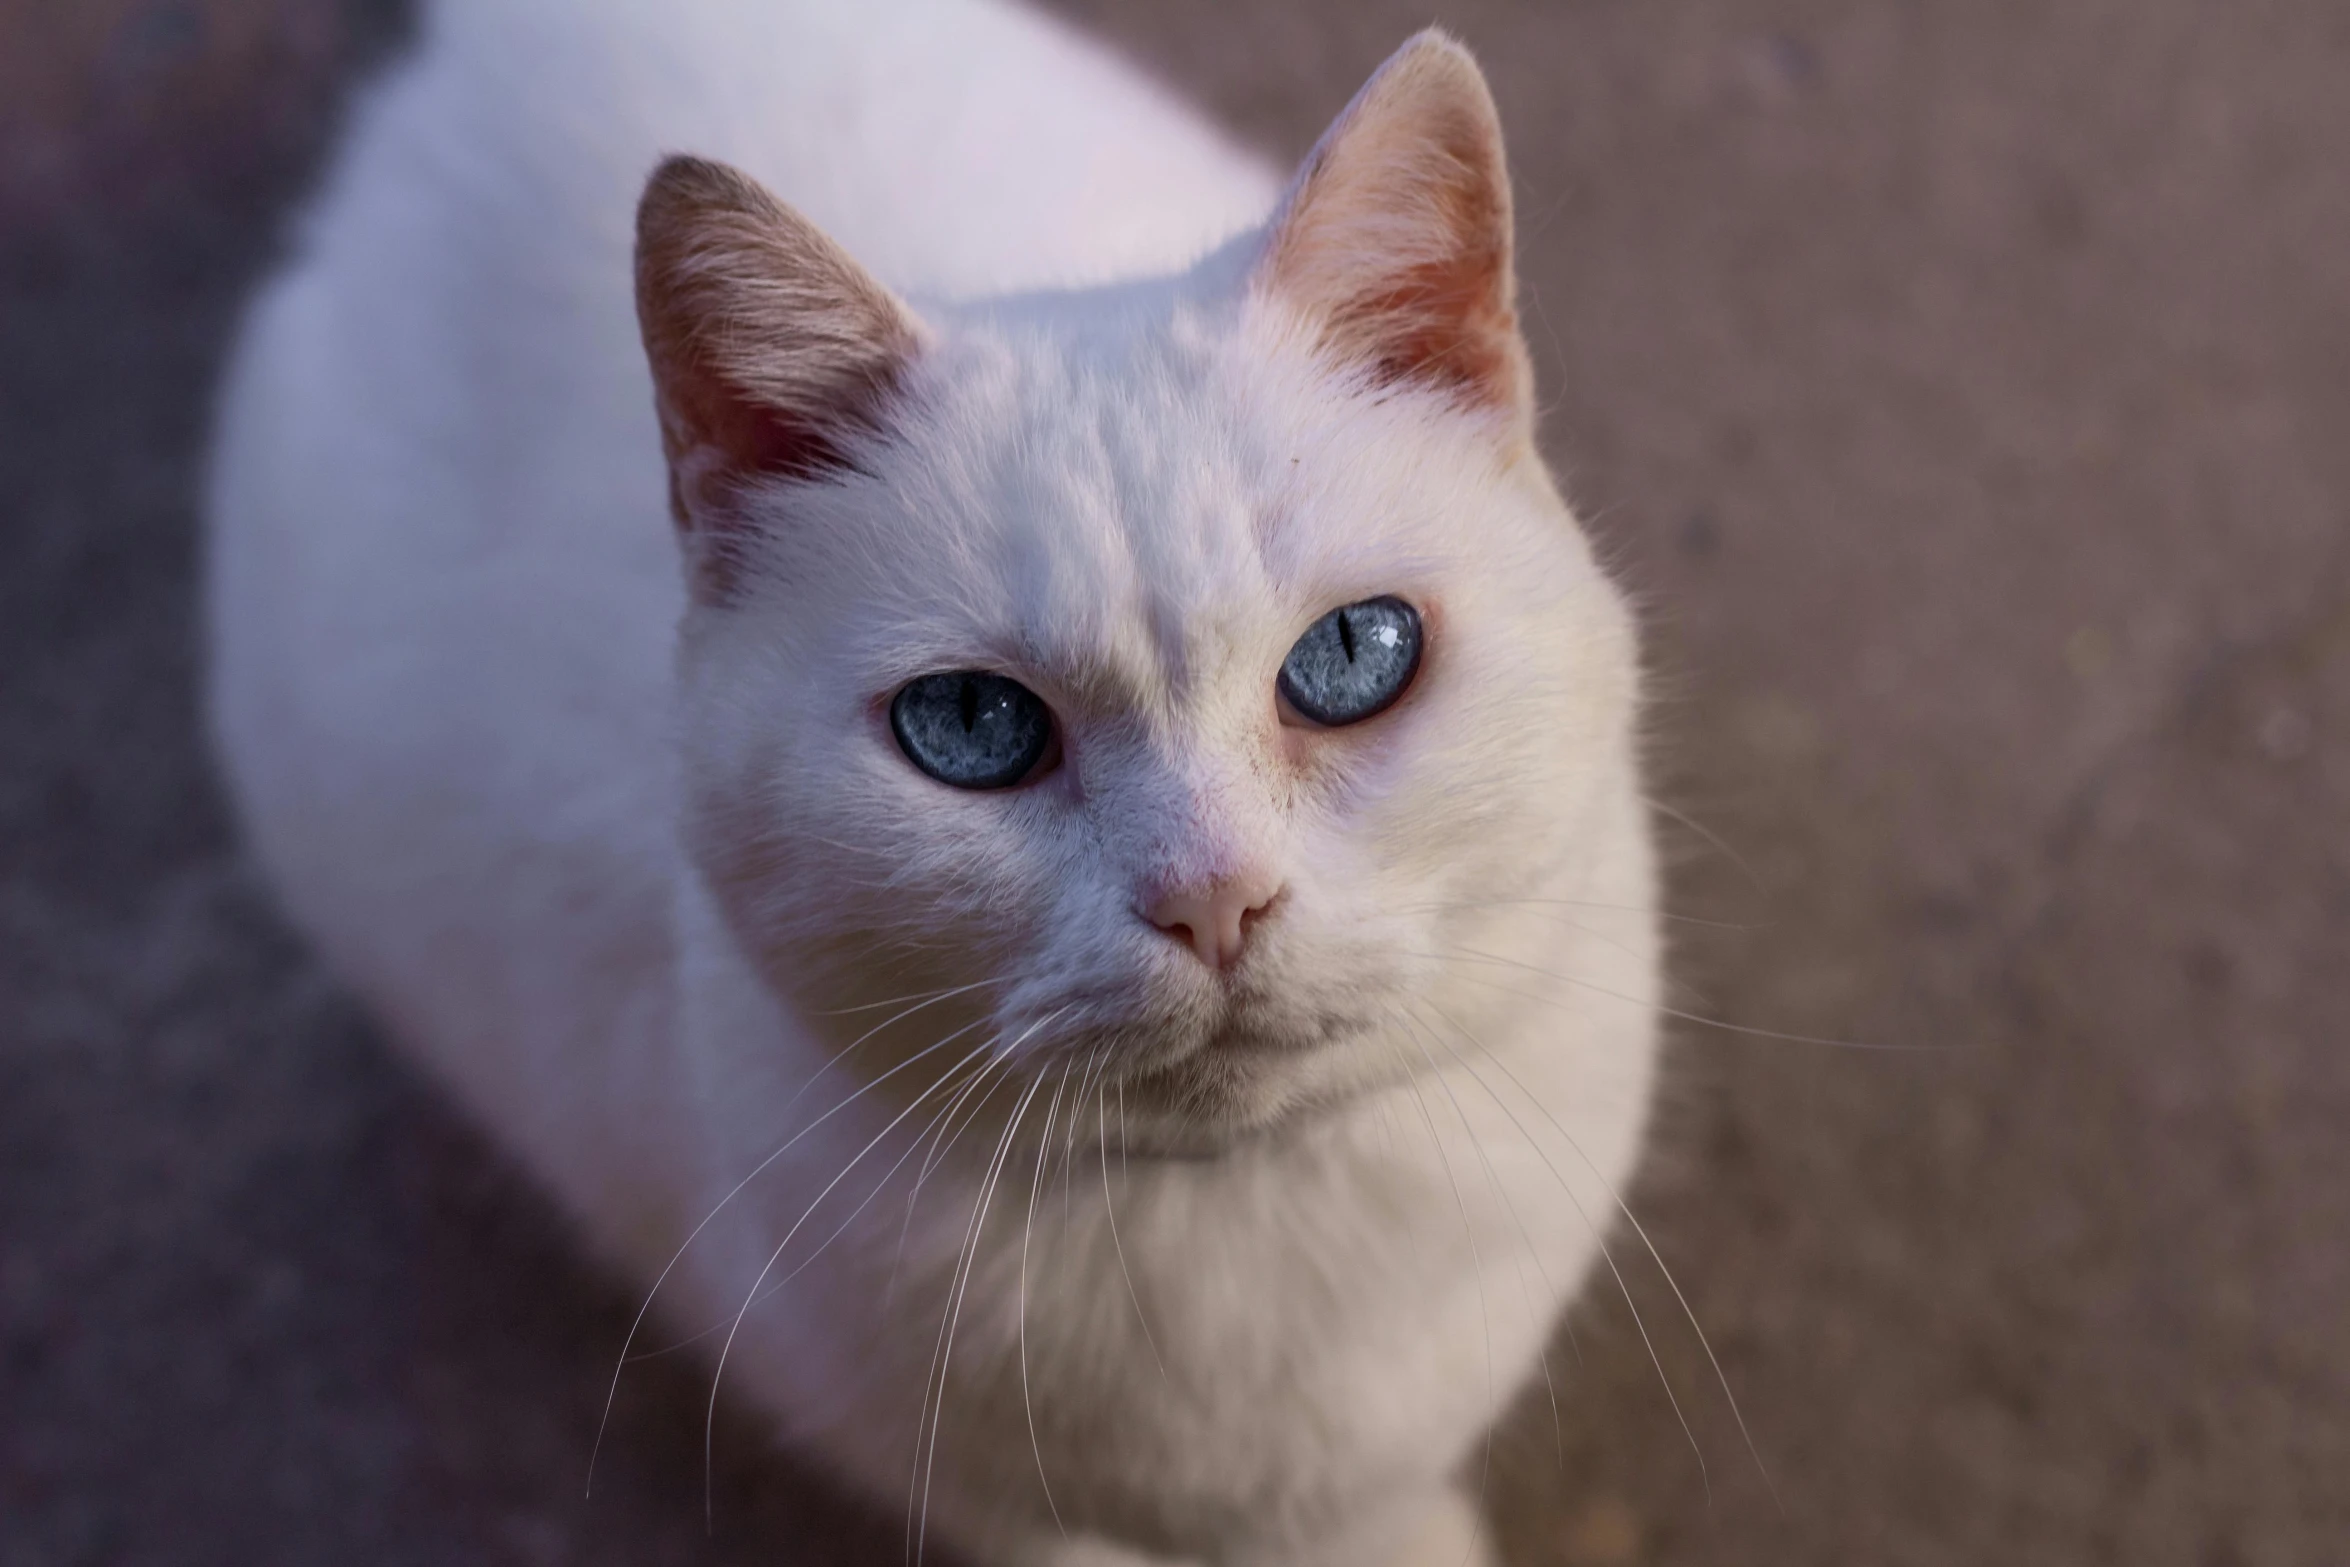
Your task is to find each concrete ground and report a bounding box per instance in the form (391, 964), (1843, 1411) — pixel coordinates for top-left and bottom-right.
(3, 1), (2345, 1563)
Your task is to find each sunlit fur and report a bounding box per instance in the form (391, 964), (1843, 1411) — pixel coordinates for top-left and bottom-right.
(205, 2), (1659, 1564)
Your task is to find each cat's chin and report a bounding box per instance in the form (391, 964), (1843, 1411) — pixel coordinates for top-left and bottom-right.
(1100, 1090), (1334, 1159)
(1090, 1028), (1403, 1158)
(1105, 1076), (1385, 1159)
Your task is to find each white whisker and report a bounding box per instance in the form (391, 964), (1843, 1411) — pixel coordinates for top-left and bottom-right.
(589, 991), (1001, 1498)
(1389, 997), (1715, 1501)
(1392, 893), (1761, 932)
(1431, 1003), (1780, 1511)
(630, 1062), (991, 1363)
(884, 1057), (1008, 1317)
(704, 1024), (1004, 1525)
(1642, 792), (1767, 901)
(1099, 1079), (1167, 1382)
(914, 1066), (1047, 1566)
(1433, 942), (1923, 1053)
(1392, 1002), (1564, 1474)
(812, 975), (1001, 1017)
(1019, 1067), (1075, 1539)
(1410, 1005), (1729, 1503)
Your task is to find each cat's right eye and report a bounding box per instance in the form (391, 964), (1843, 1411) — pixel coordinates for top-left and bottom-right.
(889, 672), (1056, 790)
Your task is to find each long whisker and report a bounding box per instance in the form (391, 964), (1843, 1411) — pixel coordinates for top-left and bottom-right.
(1394, 999), (1714, 1500)
(704, 1024), (1005, 1526)
(1019, 1068), (1075, 1540)
(1643, 792), (1767, 901)
(909, 1081), (1028, 1564)
(910, 1084), (1027, 1566)
(916, 1041), (1018, 1190)
(1433, 904), (1657, 969)
(1053, 1048), (1097, 1229)
(1117, 1079), (1132, 1187)
(1099, 1078), (1167, 1382)
(811, 976), (1001, 1017)
(589, 986), (1001, 1497)
(1432, 943), (1924, 1053)
(883, 1056), (1010, 1317)
(1431, 1005), (1781, 1511)
(1400, 1005), (1720, 1503)
(1389, 894), (1762, 932)
(627, 1061), (994, 1364)
(1061, 1045), (1118, 1228)
(915, 1066), (1047, 1566)
(891, 1009), (1078, 1327)
(1392, 1003), (1564, 1473)
(749, 1054), (1010, 1316)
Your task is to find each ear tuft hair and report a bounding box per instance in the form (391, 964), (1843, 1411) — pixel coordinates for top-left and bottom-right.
(634, 156), (925, 598)
(1254, 33), (1530, 423)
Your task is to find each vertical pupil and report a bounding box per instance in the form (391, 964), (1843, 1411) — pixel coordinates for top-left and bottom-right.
(1337, 610), (1358, 662)
(958, 677), (980, 733)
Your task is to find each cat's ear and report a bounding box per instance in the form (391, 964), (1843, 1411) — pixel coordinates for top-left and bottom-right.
(1253, 32), (1531, 428)
(635, 155), (925, 599)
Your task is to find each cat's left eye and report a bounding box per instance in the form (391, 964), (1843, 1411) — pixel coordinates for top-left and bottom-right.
(890, 671), (1056, 789)
(1278, 596), (1423, 727)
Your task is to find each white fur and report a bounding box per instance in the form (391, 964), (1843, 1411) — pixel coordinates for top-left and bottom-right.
(205, 2), (1658, 1564)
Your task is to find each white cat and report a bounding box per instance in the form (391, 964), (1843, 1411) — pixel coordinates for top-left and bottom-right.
(205, 1), (1659, 1563)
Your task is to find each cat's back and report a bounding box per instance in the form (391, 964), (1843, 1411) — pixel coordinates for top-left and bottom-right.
(438, 0), (1279, 291)
(205, 0), (1276, 1168)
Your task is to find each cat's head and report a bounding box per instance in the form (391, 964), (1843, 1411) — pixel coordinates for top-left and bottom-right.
(636, 33), (1641, 1148)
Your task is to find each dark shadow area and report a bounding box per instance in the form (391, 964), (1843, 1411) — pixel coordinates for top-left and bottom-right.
(1, 3), (918, 1561)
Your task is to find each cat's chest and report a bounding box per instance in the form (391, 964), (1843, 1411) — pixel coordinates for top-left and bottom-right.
(881, 1127), (1568, 1521)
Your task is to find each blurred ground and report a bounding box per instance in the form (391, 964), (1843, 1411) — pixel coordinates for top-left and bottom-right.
(3, 1), (2346, 1564)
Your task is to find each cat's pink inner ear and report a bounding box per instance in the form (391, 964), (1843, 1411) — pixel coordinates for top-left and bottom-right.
(1253, 32), (1530, 419)
(634, 156), (924, 589)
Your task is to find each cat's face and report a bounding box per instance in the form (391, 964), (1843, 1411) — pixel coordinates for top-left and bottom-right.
(642, 36), (1641, 1145)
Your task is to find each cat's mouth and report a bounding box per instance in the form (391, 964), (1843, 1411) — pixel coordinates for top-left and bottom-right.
(1201, 1005), (1369, 1058)
(988, 983), (1390, 1148)
(1106, 1034), (1386, 1153)
(1008, 978), (1373, 1065)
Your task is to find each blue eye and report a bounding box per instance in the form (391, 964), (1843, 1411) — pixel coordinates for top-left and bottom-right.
(1278, 596), (1423, 726)
(890, 671), (1055, 789)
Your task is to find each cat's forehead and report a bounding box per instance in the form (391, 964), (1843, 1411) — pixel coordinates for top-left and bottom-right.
(817, 295), (1488, 727)
(882, 312), (1294, 703)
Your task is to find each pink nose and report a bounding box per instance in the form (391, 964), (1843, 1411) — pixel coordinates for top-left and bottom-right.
(1144, 872), (1282, 970)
